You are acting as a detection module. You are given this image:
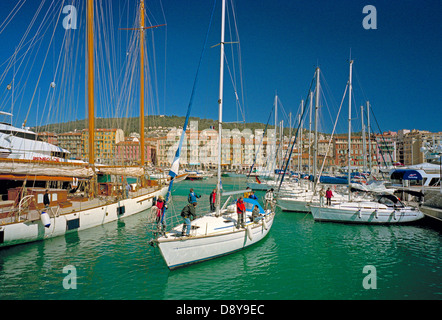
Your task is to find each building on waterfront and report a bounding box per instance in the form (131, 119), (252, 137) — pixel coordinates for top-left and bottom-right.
(374, 131), (397, 168)
(37, 131), (58, 145)
(395, 129), (442, 166)
(332, 135), (377, 170)
(153, 123), (273, 171)
(81, 128), (124, 164)
(57, 131), (82, 160)
(115, 136), (155, 166)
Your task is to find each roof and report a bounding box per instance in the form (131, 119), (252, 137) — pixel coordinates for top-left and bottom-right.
(243, 198), (265, 213)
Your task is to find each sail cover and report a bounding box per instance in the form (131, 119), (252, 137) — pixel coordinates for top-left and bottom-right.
(0, 161), (94, 178)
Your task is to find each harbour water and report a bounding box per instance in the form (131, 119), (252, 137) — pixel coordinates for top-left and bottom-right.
(0, 178), (440, 300)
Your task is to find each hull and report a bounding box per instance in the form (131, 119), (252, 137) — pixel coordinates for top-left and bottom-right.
(156, 212), (274, 270)
(310, 202), (424, 224)
(0, 186), (168, 248)
(277, 198), (311, 212)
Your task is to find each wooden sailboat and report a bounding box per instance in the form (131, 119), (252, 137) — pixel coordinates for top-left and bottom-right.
(0, 0), (168, 248)
(152, 0), (275, 270)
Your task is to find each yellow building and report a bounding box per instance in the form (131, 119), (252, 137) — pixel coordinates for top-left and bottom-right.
(81, 128), (124, 164)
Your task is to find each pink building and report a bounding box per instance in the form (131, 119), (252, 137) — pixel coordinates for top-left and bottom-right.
(115, 139), (154, 165)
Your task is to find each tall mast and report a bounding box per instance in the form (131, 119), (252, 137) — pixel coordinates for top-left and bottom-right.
(298, 100), (304, 177)
(308, 91), (312, 177)
(216, 0), (226, 215)
(313, 67), (320, 188)
(139, 0), (146, 168)
(274, 93), (278, 173)
(347, 60), (354, 201)
(367, 101), (372, 173)
(361, 105), (367, 172)
(87, 0), (95, 166)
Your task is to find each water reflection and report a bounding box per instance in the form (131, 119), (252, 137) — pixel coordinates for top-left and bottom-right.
(0, 178), (440, 300)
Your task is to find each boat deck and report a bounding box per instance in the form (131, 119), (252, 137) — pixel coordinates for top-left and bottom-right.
(160, 209), (269, 241)
(0, 186), (159, 226)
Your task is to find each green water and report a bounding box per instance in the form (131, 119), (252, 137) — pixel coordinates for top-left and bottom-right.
(0, 178), (441, 300)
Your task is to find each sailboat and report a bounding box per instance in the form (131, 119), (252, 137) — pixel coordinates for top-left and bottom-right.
(0, 0), (168, 247)
(151, 0), (275, 270)
(310, 60), (424, 224)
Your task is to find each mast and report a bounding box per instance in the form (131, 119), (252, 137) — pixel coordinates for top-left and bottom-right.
(298, 100), (304, 178)
(361, 105), (367, 172)
(347, 60), (354, 201)
(280, 120), (283, 170)
(87, 0), (95, 166)
(139, 0), (146, 168)
(216, 0), (226, 215)
(367, 101), (372, 173)
(308, 91), (312, 177)
(313, 67), (320, 188)
(274, 94), (278, 174)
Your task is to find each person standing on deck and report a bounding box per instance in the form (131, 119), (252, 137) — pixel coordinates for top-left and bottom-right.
(209, 189), (216, 212)
(188, 188), (201, 204)
(181, 201), (197, 237)
(236, 196), (246, 229)
(326, 187), (333, 206)
(43, 190), (50, 208)
(319, 187), (325, 206)
(125, 183), (131, 199)
(264, 188), (274, 211)
(243, 187), (251, 198)
(248, 191), (258, 200)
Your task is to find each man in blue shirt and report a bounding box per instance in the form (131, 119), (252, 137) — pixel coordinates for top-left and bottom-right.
(188, 188), (201, 204)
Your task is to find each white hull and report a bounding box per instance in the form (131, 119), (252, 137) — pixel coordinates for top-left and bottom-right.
(156, 211), (274, 270)
(310, 202), (424, 224)
(277, 198), (311, 212)
(0, 186), (168, 247)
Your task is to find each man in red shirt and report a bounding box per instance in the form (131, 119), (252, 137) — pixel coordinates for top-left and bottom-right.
(326, 187), (333, 206)
(236, 196), (246, 228)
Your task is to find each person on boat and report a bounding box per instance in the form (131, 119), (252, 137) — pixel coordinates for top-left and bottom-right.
(319, 187), (326, 206)
(155, 196), (166, 223)
(248, 191), (258, 200)
(264, 188), (274, 211)
(125, 183), (131, 199)
(251, 204), (261, 223)
(188, 188), (201, 204)
(236, 196), (246, 229)
(181, 201), (197, 237)
(209, 189), (216, 212)
(243, 187), (251, 198)
(326, 187), (333, 206)
(155, 195), (167, 235)
(43, 190), (50, 208)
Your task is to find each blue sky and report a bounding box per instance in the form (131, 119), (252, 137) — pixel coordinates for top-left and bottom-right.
(0, 0), (440, 134)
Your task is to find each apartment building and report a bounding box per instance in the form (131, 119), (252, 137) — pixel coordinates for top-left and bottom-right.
(399, 129), (442, 165)
(115, 137), (154, 166)
(57, 131), (82, 160)
(81, 128), (124, 164)
(333, 135), (377, 168)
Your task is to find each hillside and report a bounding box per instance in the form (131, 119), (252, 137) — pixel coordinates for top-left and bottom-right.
(32, 115), (292, 136)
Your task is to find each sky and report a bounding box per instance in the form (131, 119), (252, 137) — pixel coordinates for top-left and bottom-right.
(0, 0), (441, 135)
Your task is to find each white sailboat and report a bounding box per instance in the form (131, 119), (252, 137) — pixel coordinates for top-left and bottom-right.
(152, 0), (275, 270)
(310, 60), (424, 224)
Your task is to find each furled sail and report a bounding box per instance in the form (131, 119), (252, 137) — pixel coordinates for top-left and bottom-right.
(0, 161), (94, 178)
